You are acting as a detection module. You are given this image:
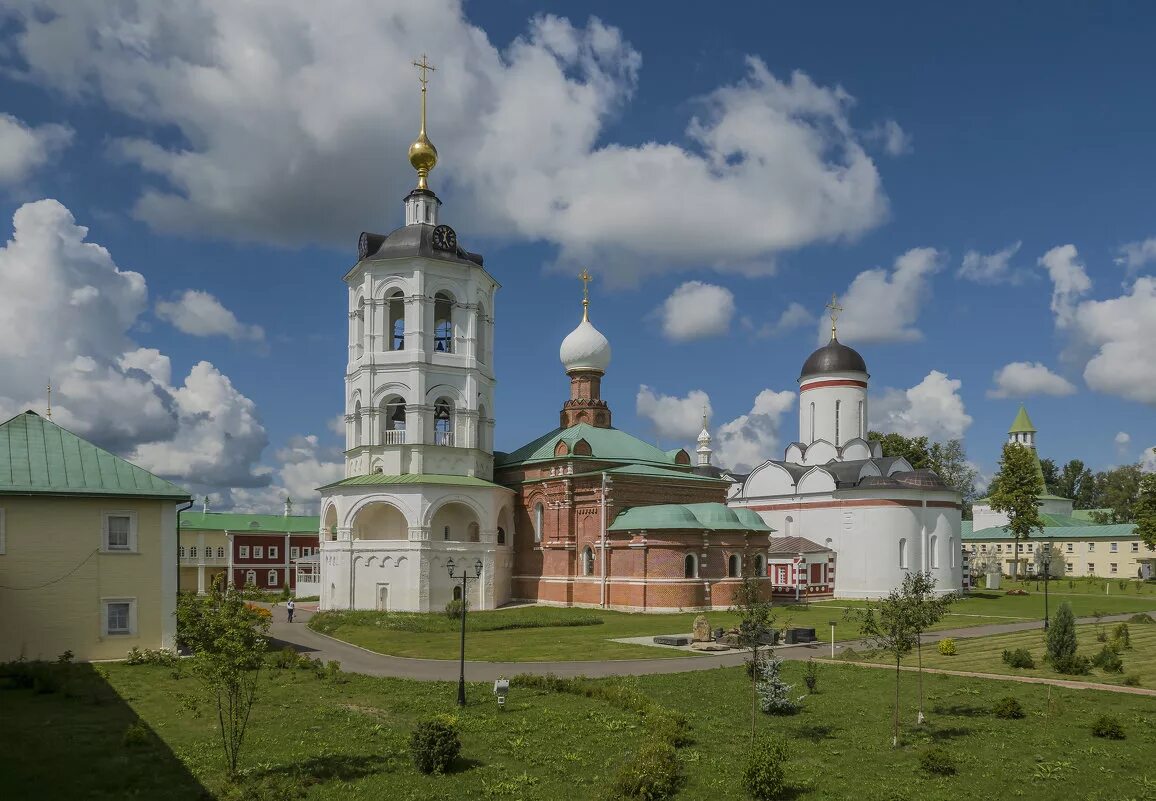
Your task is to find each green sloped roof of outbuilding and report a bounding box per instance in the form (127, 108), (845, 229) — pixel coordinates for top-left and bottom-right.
(0, 410), (190, 500)
(179, 511), (321, 532)
(496, 423), (679, 469)
(608, 502), (773, 532)
(965, 517), (1137, 541)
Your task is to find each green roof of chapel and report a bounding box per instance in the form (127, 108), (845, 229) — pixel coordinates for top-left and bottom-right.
(1008, 405), (1037, 434)
(0, 411), (190, 499)
(608, 502), (773, 532)
(495, 423), (681, 469)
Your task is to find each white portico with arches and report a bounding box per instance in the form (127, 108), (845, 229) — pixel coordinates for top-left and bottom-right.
(318, 58), (514, 613)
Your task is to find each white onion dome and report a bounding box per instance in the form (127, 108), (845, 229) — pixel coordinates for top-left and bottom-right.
(559, 317), (611, 374)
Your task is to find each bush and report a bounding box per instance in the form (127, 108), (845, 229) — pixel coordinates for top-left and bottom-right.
(1128, 613), (1154, 624)
(608, 741), (681, 800)
(992, 696), (1025, 719)
(1005, 589), (1028, 596)
(803, 660), (819, 693)
(1111, 623), (1131, 648)
(57, 650), (74, 664)
(279, 586), (292, 601)
(742, 737), (790, 800)
(1091, 715), (1125, 740)
(122, 720), (151, 748)
(757, 655), (804, 715)
(1123, 673), (1142, 687)
(918, 746), (957, 776)
(1091, 645), (1124, 674)
(409, 717), (461, 774)
(937, 638), (957, 656)
(1001, 648), (1035, 669)
(126, 647), (178, 667)
(444, 598), (468, 620)
(1050, 653), (1091, 675)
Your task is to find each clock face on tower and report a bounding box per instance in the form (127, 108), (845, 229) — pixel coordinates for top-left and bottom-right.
(431, 224), (457, 252)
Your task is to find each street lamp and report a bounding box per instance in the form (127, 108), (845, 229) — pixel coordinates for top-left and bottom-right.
(1042, 543), (1052, 631)
(447, 557), (484, 706)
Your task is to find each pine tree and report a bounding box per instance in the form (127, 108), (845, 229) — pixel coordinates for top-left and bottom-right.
(756, 653), (803, 715)
(988, 442), (1044, 579)
(1046, 601), (1083, 674)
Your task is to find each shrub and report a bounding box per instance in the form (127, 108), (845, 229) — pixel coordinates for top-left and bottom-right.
(1128, 613), (1154, 624)
(409, 717), (461, 774)
(444, 598), (469, 620)
(279, 586), (292, 601)
(757, 655), (804, 715)
(324, 660), (342, 680)
(1001, 648), (1035, 669)
(918, 746), (957, 776)
(1005, 589), (1028, 596)
(1091, 715), (1125, 740)
(1095, 631), (1108, 643)
(742, 736), (790, 800)
(123, 720), (151, 748)
(609, 741), (681, 800)
(1122, 673), (1142, 686)
(803, 660), (819, 693)
(245, 602), (272, 621)
(126, 647), (178, 667)
(937, 638), (957, 656)
(1111, 623), (1131, 648)
(1091, 645), (1124, 674)
(57, 650), (74, 664)
(32, 664), (62, 694)
(992, 696), (1025, 719)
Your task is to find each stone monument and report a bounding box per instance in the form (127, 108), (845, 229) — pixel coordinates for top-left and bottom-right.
(692, 614), (712, 642)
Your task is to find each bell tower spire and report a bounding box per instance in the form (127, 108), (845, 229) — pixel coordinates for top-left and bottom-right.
(404, 54), (442, 226)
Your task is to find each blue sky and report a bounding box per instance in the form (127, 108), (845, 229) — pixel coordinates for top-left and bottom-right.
(1, 1), (1154, 509)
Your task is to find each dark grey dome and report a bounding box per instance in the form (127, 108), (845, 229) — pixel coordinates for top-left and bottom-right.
(857, 475), (902, 489)
(892, 469), (948, 489)
(356, 223), (483, 267)
(799, 337), (867, 379)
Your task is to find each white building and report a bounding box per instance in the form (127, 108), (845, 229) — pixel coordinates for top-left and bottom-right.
(317, 75), (514, 613)
(727, 313), (964, 598)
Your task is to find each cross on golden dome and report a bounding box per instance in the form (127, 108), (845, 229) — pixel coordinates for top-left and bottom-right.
(579, 268), (592, 321)
(408, 54), (438, 190)
(826, 293), (843, 340)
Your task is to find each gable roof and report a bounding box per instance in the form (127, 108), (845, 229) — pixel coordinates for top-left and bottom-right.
(496, 423), (680, 470)
(180, 511), (320, 533)
(767, 536), (831, 555)
(0, 411), (189, 500)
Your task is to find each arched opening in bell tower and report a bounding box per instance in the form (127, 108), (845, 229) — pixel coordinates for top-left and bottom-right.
(434, 397), (454, 446)
(434, 292), (454, 353)
(389, 291), (405, 350)
(382, 396), (406, 444)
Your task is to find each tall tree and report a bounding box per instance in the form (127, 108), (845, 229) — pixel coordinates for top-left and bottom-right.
(1055, 459), (1088, 504)
(1076, 468), (1106, 510)
(1091, 465), (1142, 523)
(1039, 458), (1059, 493)
(1133, 472), (1156, 551)
(928, 439), (979, 510)
(733, 567), (775, 747)
(988, 442), (1044, 580)
(869, 431), (932, 470)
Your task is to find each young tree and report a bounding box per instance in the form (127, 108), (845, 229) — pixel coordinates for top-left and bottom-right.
(177, 579), (271, 777)
(732, 568), (775, 747)
(851, 575), (922, 747)
(1046, 601), (1082, 674)
(1133, 472), (1156, 551)
(756, 653), (803, 715)
(988, 442), (1044, 580)
(905, 572), (954, 724)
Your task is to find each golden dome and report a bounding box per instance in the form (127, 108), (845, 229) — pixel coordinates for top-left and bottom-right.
(408, 131), (437, 190)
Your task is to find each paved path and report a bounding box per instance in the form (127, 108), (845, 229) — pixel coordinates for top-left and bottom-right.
(265, 605), (1155, 688)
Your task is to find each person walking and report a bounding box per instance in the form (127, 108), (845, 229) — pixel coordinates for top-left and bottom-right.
(286, 598), (295, 623)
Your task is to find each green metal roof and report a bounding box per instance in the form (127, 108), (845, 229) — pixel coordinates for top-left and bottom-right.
(965, 517), (1137, 541)
(961, 521), (974, 538)
(180, 511), (320, 532)
(319, 473), (509, 491)
(496, 423), (678, 469)
(569, 464), (726, 483)
(1070, 508), (1111, 522)
(0, 410), (190, 500)
(1008, 404), (1037, 434)
(608, 502), (772, 532)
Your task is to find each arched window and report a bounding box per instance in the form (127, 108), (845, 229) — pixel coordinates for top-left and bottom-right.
(353, 400), (363, 446)
(858, 400), (865, 438)
(784, 515), (794, 538)
(190, 546), (198, 558)
(389, 291), (405, 350)
(533, 503), (544, 543)
(217, 546), (225, 558)
(684, 554), (698, 579)
(245, 569), (257, 586)
(583, 546), (595, 576)
(383, 397), (406, 444)
(179, 546), (186, 558)
(834, 399), (841, 446)
(809, 402), (815, 442)
(355, 297), (365, 357)
(434, 398), (453, 446)
(434, 292), (453, 353)
(468, 522), (480, 543)
(727, 553), (740, 578)
(949, 537), (956, 567)
(754, 554), (766, 577)
(899, 538), (908, 569)
(477, 404), (487, 450)
(497, 527), (506, 545)
(477, 303), (487, 364)
(930, 535), (939, 569)
(267, 570), (279, 587)
(453, 585), (462, 601)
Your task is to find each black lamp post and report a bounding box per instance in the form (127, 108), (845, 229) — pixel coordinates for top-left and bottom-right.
(447, 557), (483, 706)
(1042, 543), (1052, 631)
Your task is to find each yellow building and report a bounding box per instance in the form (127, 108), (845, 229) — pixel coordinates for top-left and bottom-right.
(0, 411), (191, 662)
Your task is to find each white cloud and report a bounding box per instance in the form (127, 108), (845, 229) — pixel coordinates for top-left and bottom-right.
(870, 370), (972, 441)
(745, 301), (815, 338)
(1142, 447), (1156, 473)
(868, 119), (912, 156)
(329, 414), (347, 437)
(958, 241), (1024, 285)
(0, 113), (73, 184)
(715, 389), (796, 471)
(658, 281), (735, 341)
(1040, 244), (1156, 405)
(1115, 238), (1156, 275)
(0, 199), (270, 488)
(5, 3), (891, 282)
(230, 434), (344, 513)
(987, 361), (1077, 399)
(156, 289), (265, 342)
(1115, 432), (1131, 446)
(821, 247), (943, 344)
(636, 385), (711, 441)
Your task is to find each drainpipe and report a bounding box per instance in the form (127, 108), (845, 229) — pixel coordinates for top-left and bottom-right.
(176, 499), (194, 608)
(600, 471), (609, 608)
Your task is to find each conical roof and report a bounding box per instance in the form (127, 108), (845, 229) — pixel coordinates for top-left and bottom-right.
(1008, 404), (1037, 434)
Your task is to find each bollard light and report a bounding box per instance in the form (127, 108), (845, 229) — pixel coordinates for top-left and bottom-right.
(493, 677), (509, 710)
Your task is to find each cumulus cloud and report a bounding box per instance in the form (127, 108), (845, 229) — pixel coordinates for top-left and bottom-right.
(0, 113), (73, 184)
(636, 385), (712, 441)
(868, 119), (912, 156)
(230, 434), (344, 513)
(1142, 446), (1156, 473)
(4, 2), (891, 281)
(958, 241), (1024, 285)
(658, 281), (735, 341)
(821, 247), (943, 344)
(1041, 244), (1156, 405)
(156, 289), (265, 342)
(0, 199), (270, 488)
(870, 370), (972, 441)
(744, 301), (815, 338)
(987, 361), (1077, 399)
(1115, 238), (1156, 275)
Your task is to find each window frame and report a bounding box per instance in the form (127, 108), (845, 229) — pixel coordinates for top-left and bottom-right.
(102, 511), (138, 553)
(217, 546), (225, 558)
(290, 546), (300, 559)
(253, 545), (264, 559)
(245, 569), (257, 585)
(533, 503), (544, 543)
(268, 545), (278, 560)
(684, 553), (698, 579)
(239, 545), (250, 558)
(101, 597), (137, 637)
(267, 569), (279, 586)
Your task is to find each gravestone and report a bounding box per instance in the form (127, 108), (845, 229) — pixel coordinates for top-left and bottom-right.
(653, 635), (691, 646)
(692, 614), (712, 642)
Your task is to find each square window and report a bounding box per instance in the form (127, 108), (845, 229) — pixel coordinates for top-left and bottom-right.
(1066, 543), (1073, 553)
(268, 546), (278, 559)
(1027, 543), (1034, 553)
(239, 545), (250, 558)
(267, 570), (279, 586)
(1131, 542), (1139, 553)
(1088, 543), (1095, 551)
(1088, 563), (1095, 574)
(104, 513), (134, 551)
(290, 547), (300, 559)
(253, 546), (263, 559)
(1110, 563), (1118, 574)
(1066, 562), (1073, 572)
(1110, 542), (1118, 552)
(102, 599), (135, 636)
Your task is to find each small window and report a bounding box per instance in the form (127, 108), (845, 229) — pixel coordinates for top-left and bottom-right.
(434, 292), (454, 353)
(268, 546), (278, 559)
(179, 546), (186, 558)
(453, 585), (462, 601)
(302, 547), (312, 557)
(1131, 542), (1139, 552)
(980, 544), (987, 552)
(684, 554), (698, 579)
(239, 545), (250, 558)
(102, 599), (135, 636)
(1110, 542), (1118, 553)
(727, 554), (740, 578)
(291, 547), (300, 559)
(497, 527), (506, 546)
(245, 569), (257, 585)
(189, 546), (197, 558)
(253, 546), (264, 559)
(443, 525), (450, 541)
(583, 546), (595, 576)
(1066, 543), (1073, 553)
(1110, 563), (1118, 574)
(103, 513), (135, 552)
(1026, 543), (1034, 553)
(1066, 562), (1073, 572)
(834, 399), (841, 446)
(534, 503), (544, 543)
(217, 546), (225, 558)
(1087, 563), (1095, 574)
(899, 538), (908, 569)
(930, 535), (939, 569)
(268, 570), (279, 586)
(1088, 542), (1095, 551)
(754, 554), (766, 577)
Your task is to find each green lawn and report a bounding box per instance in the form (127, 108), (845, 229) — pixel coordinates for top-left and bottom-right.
(4, 658), (1154, 800)
(309, 589), (1156, 662)
(853, 619), (1156, 688)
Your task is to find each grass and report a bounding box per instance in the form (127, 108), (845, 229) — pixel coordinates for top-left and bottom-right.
(853, 619), (1156, 687)
(309, 589), (1156, 662)
(4, 657), (1154, 800)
